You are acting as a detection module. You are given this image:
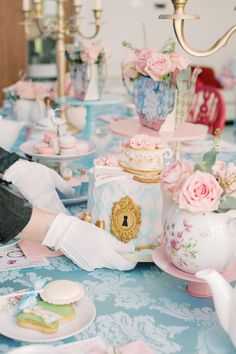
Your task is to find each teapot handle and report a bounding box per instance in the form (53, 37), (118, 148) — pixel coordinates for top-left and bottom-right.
(163, 147), (173, 160)
(227, 211), (236, 236)
(122, 73), (134, 99)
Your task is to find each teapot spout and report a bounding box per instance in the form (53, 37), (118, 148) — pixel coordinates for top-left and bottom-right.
(196, 269), (233, 333)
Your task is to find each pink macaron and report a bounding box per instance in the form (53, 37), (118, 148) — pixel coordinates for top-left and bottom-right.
(44, 131), (58, 144)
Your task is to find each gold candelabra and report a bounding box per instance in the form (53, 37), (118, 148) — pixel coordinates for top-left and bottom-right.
(159, 0), (236, 57)
(22, 0), (103, 100)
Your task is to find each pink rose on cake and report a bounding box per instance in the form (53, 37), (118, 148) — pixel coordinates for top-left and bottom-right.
(94, 154), (120, 167)
(123, 134), (162, 150)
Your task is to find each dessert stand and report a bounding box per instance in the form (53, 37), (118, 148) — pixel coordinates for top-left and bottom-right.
(152, 245), (236, 298)
(58, 94), (125, 140)
(110, 118), (208, 142)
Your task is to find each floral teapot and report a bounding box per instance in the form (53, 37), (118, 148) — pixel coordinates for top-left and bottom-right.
(160, 155), (236, 275)
(196, 269), (236, 348)
(163, 203), (236, 274)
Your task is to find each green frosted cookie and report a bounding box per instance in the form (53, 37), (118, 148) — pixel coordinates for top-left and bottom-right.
(16, 300), (75, 334)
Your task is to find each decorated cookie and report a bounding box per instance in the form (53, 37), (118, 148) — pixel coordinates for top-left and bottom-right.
(16, 300), (75, 334)
(39, 280), (84, 305)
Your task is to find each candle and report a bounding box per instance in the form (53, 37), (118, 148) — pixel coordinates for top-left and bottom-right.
(22, 0), (31, 11)
(73, 0), (81, 6)
(95, 0), (101, 10)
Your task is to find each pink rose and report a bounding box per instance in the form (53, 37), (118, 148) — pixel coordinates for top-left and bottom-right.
(212, 160), (227, 180)
(177, 171), (223, 213)
(134, 47), (156, 76)
(125, 134), (157, 150)
(145, 53), (172, 81)
(170, 52), (191, 71)
(160, 160), (194, 194)
(94, 154), (119, 167)
(122, 55), (139, 80)
(81, 43), (101, 64)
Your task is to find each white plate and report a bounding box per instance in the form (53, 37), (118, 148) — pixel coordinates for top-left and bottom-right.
(61, 195), (88, 205)
(0, 237), (20, 249)
(20, 140), (97, 162)
(0, 294), (96, 342)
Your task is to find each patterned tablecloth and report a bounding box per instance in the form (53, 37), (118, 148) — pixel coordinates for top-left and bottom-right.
(0, 104), (236, 353)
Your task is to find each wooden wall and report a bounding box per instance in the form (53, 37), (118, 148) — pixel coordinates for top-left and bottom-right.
(0, 0), (28, 104)
(0, 1), (73, 105)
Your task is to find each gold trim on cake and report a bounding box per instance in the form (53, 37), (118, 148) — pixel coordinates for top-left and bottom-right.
(133, 175), (160, 184)
(110, 196), (141, 243)
(119, 161), (161, 175)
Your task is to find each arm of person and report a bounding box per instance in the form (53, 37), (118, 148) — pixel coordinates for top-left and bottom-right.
(1, 147), (74, 214)
(0, 186), (136, 271)
(0, 147), (21, 175)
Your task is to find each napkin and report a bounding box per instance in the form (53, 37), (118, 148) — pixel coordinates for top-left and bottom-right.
(119, 340), (155, 354)
(18, 240), (63, 260)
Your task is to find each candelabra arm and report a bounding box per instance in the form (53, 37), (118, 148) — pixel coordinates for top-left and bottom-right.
(159, 0), (236, 57)
(173, 19), (236, 57)
(72, 9), (102, 40)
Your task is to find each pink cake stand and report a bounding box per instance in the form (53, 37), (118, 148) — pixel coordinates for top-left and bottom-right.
(152, 245), (236, 298)
(110, 118), (208, 142)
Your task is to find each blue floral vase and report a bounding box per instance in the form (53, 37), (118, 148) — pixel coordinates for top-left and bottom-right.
(133, 76), (176, 130)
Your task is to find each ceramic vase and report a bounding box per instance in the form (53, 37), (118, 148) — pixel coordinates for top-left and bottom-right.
(70, 62), (106, 101)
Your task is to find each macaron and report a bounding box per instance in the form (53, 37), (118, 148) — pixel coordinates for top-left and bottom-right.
(59, 135), (76, 149)
(34, 142), (49, 154)
(37, 146), (55, 155)
(49, 137), (60, 155)
(44, 131), (58, 144)
(39, 280), (84, 305)
(76, 140), (89, 154)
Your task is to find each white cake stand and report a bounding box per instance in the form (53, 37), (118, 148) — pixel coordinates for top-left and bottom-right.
(20, 139), (97, 177)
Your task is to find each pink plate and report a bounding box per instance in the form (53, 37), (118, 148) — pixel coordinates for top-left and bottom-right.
(152, 245), (236, 298)
(20, 140), (97, 162)
(110, 118), (208, 142)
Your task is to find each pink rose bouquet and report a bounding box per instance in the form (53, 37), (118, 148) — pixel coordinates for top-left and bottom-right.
(4, 81), (52, 100)
(161, 133), (236, 213)
(66, 41), (110, 65)
(121, 38), (191, 83)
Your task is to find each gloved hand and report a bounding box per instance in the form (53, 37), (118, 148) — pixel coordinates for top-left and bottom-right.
(3, 160), (74, 214)
(42, 213), (137, 271)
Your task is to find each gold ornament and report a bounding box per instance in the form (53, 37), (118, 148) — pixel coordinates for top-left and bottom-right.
(95, 220), (106, 229)
(110, 196), (141, 243)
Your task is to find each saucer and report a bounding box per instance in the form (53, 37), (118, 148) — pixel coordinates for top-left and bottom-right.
(152, 245), (236, 298)
(119, 160), (161, 175)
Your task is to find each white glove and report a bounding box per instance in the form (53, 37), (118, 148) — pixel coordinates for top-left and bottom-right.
(42, 213), (137, 271)
(3, 160), (74, 214)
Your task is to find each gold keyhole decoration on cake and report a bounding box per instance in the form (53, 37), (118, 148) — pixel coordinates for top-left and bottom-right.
(110, 196), (142, 243)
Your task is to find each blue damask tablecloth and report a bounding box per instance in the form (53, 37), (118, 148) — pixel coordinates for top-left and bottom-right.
(0, 105), (236, 353)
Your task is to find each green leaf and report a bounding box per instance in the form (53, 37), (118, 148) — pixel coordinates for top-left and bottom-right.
(194, 150), (218, 173)
(218, 196), (236, 212)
